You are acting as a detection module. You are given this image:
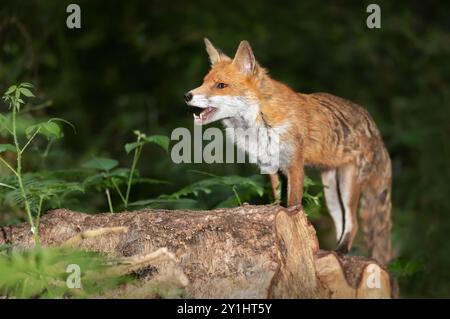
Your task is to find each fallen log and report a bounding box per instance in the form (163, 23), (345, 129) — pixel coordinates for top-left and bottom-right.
(0, 205), (394, 298)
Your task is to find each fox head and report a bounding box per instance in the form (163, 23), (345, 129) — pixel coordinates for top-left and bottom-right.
(185, 38), (264, 125)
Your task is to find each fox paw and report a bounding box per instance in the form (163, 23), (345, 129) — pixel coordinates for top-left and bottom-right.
(335, 246), (349, 255)
(271, 199), (282, 206)
(286, 203), (303, 214)
(335, 234), (351, 255)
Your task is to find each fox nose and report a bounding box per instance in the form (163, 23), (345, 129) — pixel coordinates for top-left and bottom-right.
(184, 92), (193, 102)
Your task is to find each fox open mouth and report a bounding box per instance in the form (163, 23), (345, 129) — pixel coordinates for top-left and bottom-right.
(191, 106), (217, 125)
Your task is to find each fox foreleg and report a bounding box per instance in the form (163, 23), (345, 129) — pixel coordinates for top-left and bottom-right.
(287, 153), (304, 208)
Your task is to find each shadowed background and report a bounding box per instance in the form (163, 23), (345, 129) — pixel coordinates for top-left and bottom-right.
(0, 0), (449, 297)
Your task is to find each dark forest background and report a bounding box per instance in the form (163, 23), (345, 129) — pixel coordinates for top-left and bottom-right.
(0, 0), (449, 298)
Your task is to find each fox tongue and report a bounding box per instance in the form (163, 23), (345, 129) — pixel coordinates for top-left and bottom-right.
(193, 107), (215, 124)
(202, 107), (214, 117)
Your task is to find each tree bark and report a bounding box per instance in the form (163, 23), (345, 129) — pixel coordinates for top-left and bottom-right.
(0, 205), (394, 299)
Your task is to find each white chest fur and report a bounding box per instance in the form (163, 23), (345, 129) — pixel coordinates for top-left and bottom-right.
(222, 117), (293, 173)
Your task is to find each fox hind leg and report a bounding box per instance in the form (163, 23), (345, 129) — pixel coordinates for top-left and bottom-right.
(335, 164), (362, 253)
(321, 169), (345, 244)
(322, 165), (362, 253)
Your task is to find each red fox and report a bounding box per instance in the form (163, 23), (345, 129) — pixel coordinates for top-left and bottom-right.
(185, 39), (392, 264)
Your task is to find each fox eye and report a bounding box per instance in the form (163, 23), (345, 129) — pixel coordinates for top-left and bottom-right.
(216, 82), (227, 89)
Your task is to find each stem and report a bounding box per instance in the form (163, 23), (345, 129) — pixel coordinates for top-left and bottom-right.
(20, 128), (40, 154)
(0, 182), (16, 190)
(105, 189), (114, 213)
(110, 177), (127, 207)
(12, 102), (38, 246)
(41, 139), (54, 170)
(35, 196), (44, 239)
(232, 186), (242, 206)
(3, 125), (13, 135)
(125, 140), (142, 207)
(42, 139), (53, 158)
(0, 156), (18, 176)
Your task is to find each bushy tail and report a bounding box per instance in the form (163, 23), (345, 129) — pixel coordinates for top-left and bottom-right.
(359, 148), (392, 265)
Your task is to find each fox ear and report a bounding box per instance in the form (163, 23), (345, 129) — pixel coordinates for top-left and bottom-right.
(232, 40), (256, 75)
(204, 38), (230, 66)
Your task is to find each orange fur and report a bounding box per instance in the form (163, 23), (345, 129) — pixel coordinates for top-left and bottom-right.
(186, 39), (392, 264)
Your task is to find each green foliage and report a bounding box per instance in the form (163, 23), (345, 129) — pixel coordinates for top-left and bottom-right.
(2, 83), (34, 111)
(389, 258), (423, 278)
(0, 247), (132, 298)
(1, 83), (78, 246)
(302, 176), (323, 218)
(2, 83), (47, 245)
(126, 171), (265, 209)
(81, 131), (170, 212)
(83, 157), (119, 171)
(125, 133), (170, 154)
(0, 143), (16, 153)
(0, 171), (85, 210)
(158, 170), (265, 208)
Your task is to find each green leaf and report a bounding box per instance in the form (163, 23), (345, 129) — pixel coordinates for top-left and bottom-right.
(124, 141), (141, 154)
(304, 175), (321, 188)
(143, 135), (170, 152)
(48, 118), (76, 134)
(82, 157), (118, 171)
(19, 87), (35, 98)
(4, 85), (16, 96)
(25, 125), (38, 137)
(0, 144), (16, 154)
(109, 167), (131, 178)
(124, 135), (170, 154)
(26, 121), (62, 139)
(20, 83), (34, 88)
(40, 122), (61, 138)
(82, 173), (108, 190)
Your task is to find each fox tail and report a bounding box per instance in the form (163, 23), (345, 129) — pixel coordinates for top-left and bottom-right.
(359, 147), (392, 265)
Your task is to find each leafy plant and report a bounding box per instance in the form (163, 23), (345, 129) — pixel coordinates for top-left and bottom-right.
(1, 83), (69, 245)
(0, 247), (132, 298)
(82, 131), (169, 212)
(128, 170), (265, 209)
(0, 170), (86, 212)
(166, 170), (264, 205)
